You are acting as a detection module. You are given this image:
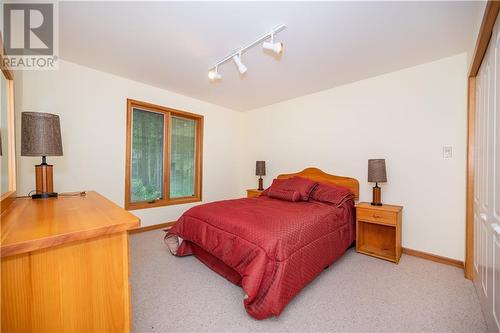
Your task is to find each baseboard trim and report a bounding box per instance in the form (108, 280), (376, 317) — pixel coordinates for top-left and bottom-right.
(128, 221), (176, 234)
(402, 247), (464, 269)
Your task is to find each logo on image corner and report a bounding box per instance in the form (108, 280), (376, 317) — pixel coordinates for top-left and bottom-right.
(2, 3), (58, 70)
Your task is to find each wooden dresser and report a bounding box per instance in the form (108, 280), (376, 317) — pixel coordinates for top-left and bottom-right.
(0, 191), (140, 332)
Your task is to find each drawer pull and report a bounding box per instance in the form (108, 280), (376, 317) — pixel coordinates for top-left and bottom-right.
(372, 214), (382, 218)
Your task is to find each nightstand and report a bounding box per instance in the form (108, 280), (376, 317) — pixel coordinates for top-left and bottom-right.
(355, 202), (403, 263)
(246, 189), (264, 198)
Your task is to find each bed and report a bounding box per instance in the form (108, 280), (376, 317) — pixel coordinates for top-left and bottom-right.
(164, 167), (359, 319)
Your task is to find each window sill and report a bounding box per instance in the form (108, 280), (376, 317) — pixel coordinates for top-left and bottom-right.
(125, 196), (201, 211)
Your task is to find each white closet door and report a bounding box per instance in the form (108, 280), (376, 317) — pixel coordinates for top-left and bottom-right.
(474, 12), (500, 333)
(492, 20), (500, 331)
(474, 28), (489, 309)
(474, 56), (482, 277)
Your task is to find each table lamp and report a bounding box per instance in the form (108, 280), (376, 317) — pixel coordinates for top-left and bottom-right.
(256, 161), (266, 191)
(368, 159), (387, 206)
(21, 112), (63, 199)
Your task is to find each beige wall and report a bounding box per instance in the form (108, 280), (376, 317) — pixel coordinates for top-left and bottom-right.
(17, 60), (245, 226)
(241, 53), (468, 261)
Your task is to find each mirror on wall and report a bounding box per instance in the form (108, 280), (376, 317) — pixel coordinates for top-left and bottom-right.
(1, 74), (9, 195)
(0, 67), (16, 208)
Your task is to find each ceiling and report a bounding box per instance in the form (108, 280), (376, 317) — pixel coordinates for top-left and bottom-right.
(59, 1), (483, 111)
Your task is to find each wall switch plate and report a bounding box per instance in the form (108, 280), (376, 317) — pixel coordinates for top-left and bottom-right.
(443, 146), (453, 159)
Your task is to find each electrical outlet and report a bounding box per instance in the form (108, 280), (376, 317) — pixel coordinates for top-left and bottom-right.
(443, 146), (453, 159)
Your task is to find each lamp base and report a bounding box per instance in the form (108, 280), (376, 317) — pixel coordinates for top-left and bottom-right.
(34, 156), (56, 199)
(31, 192), (58, 199)
(258, 177), (264, 191)
(371, 184), (382, 206)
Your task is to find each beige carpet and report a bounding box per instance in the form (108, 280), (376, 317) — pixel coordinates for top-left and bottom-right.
(130, 229), (486, 333)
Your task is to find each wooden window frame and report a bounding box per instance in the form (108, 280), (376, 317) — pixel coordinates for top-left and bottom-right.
(125, 99), (203, 210)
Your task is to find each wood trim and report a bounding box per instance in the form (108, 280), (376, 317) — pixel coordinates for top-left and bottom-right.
(469, 1), (500, 77)
(196, 116), (203, 203)
(124, 99), (203, 210)
(127, 98), (203, 121)
(0, 62), (13, 80)
(0, 54), (16, 213)
(465, 1), (499, 280)
(128, 221), (175, 234)
(165, 111), (171, 203)
(124, 99), (133, 211)
(403, 247), (464, 269)
(0, 34), (13, 80)
(277, 167), (359, 200)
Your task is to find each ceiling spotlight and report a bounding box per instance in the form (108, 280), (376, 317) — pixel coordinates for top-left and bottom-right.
(208, 66), (222, 81)
(263, 41), (283, 54)
(232, 52), (247, 74)
(263, 32), (283, 54)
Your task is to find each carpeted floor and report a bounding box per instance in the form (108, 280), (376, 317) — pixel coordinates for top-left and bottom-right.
(129, 229), (487, 333)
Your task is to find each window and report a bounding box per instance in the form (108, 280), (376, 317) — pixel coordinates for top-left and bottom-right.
(125, 99), (203, 210)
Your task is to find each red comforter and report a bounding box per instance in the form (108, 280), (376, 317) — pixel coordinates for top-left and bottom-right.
(165, 196), (355, 319)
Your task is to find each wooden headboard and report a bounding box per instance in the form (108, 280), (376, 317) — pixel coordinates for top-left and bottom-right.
(277, 167), (359, 200)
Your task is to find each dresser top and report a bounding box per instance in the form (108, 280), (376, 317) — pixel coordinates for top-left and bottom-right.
(1, 191), (140, 257)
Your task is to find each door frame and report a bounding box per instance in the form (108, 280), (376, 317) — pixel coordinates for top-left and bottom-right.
(465, 1), (500, 280)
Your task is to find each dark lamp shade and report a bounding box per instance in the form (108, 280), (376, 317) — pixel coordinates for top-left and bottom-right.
(21, 112), (63, 156)
(255, 161), (266, 176)
(368, 159), (387, 183)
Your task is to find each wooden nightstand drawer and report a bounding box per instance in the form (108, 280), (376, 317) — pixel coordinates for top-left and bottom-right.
(357, 208), (396, 225)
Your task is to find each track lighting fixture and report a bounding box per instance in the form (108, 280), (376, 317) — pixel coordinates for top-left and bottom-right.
(207, 24), (286, 80)
(262, 41), (283, 54)
(208, 66), (222, 81)
(262, 32), (283, 54)
(232, 52), (247, 74)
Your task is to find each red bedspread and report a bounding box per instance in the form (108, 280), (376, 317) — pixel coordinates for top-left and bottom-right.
(165, 196), (355, 319)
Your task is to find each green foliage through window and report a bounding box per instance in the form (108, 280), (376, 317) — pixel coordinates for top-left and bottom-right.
(170, 116), (196, 198)
(129, 106), (199, 205)
(131, 109), (164, 203)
